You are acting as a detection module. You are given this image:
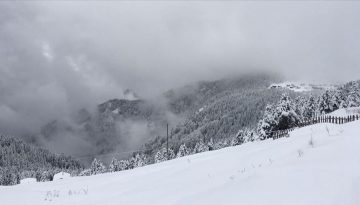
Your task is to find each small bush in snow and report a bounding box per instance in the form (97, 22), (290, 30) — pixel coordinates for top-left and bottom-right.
(308, 137), (315, 148)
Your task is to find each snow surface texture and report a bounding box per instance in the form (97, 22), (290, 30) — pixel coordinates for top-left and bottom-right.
(53, 172), (71, 181)
(1, 121), (360, 205)
(20, 178), (36, 184)
(326, 107), (360, 117)
(269, 82), (335, 92)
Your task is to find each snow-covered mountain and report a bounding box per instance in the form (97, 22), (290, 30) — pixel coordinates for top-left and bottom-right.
(2, 118), (359, 205)
(269, 82), (336, 92)
(0, 134), (83, 185)
(38, 74), (283, 162)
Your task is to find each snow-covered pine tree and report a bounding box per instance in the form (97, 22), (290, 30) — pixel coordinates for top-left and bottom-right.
(345, 81), (360, 107)
(231, 129), (245, 146)
(246, 130), (256, 142)
(330, 89), (343, 111)
(168, 148), (175, 160)
(207, 138), (214, 150)
(131, 153), (147, 168)
(294, 96), (306, 121)
(257, 93), (300, 139)
(118, 160), (130, 171)
(90, 158), (106, 175)
(40, 170), (54, 182)
(0, 169), (20, 185)
(108, 158), (120, 172)
(154, 148), (166, 163)
(176, 143), (191, 158)
(302, 96), (317, 120)
(154, 147), (175, 163)
(317, 90), (336, 114)
(193, 140), (209, 154)
(275, 93), (300, 130)
(232, 129), (256, 145)
(257, 104), (277, 140)
(213, 139), (225, 150)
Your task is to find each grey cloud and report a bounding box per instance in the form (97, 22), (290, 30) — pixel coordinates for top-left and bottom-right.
(0, 1), (360, 137)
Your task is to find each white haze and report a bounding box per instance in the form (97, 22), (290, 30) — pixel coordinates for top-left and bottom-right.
(0, 1), (359, 139)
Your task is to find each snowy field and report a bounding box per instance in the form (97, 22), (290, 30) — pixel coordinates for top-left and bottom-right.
(326, 107), (360, 117)
(1, 121), (360, 205)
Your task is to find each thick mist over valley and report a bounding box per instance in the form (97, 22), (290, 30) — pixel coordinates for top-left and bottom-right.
(1, 1), (360, 163)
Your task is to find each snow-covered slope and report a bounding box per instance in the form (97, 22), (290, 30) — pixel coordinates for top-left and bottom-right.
(326, 107), (360, 117)
(53, 172), (71, 181)
(1, 121), (360, 205)
(20, 178), (36, 184)
(269, 82), (335, 92)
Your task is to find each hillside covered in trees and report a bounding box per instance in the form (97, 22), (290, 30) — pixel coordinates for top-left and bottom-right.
(0, 135), (83, 185)
(97, 79), (360, 176)
(1, 77), (359, 186)
(36, 74), (285, 162)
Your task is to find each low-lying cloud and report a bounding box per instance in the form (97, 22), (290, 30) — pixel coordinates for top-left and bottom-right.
(0, 1), (359, 143)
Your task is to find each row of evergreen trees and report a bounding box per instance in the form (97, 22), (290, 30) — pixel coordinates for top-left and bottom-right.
(257, 80), (360, 140)
(82, 130), (258, 176)
(80, 139), (218, 175)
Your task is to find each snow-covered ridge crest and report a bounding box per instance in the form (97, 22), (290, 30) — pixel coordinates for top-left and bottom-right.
(269, 82), (336, 92)
(123, 89), (139, 101)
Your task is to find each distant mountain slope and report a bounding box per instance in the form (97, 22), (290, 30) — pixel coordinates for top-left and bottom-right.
(0, 134), (83, 185)
(37, 74), (305, 163)
(165, 74), (279, 115)
(145, 74), (287, 150)
(85, 98), (168, 153)
(40, 98), (169, 160)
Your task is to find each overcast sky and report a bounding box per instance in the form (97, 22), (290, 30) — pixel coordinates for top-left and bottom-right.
(0, 1), (360, 136)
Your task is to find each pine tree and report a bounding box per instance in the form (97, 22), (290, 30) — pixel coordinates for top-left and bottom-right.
(155, 147), (175, 163)
(330, 89), (343, 110)
(167, 148), (175, 160)
(232, 129), (256, 145)
(275, 93), (300, 130)
(302, 96), (317, 120)
(231, 129), (245, 146)
(118, 160), (130, 171)
(154, 147), (168, 163)
(207, 138), (215, 151)
(257, 93), (300, 139)
(176, 144), (191, 158)
(193, 140), (209, 154)
(257, 104), (277, 140)
(131, 153), (147, 168)
(294, 96), (306, 121)
(247, 130), (256, 142)
(345, 81), (360, 107)
(90, 158), (106, 175)
(317, 90), (336, 114)
(108, 158), (119, 172)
